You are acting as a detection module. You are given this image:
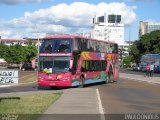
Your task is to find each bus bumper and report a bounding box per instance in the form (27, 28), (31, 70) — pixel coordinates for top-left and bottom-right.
(38, 80), (71, 87)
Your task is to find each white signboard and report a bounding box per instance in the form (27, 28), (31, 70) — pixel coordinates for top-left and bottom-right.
(0, 70), (18, 84)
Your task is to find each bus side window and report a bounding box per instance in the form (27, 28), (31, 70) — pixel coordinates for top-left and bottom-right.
(91, 61), (96, 71)
(81, 60), (89, 72)
(44, 40), (52, 53)
(45, 44), (52, 52)
(76, 38), (81, 51)
(73, 39), (78, 51)
(81, 39), (87, 51)
(40, 40), (46, 53)
(102, 61), (107, 70)
(81, 61), (86, 72)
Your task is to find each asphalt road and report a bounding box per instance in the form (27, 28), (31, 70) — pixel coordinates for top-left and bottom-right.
(1, 69), (160, 114)
(90, 79), (160, 113)
(18, 70), (36, 78)
(120, 68), (160, 77)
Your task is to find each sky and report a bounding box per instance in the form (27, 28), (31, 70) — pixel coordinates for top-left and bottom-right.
(0, 0), (159, 41)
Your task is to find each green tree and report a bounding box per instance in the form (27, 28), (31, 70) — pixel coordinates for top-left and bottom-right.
(23, 44), (38, 62)
(123, 55), (133, 68)
(130, 30), (160, 63)
(3, 44), (38, 64)
(0, 44), (8, 58)
(3, 44), (24, 64)
(129, 40), (141, 64)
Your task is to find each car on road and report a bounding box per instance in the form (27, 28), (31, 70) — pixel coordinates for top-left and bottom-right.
(21, 63), (37, 71)
(132, 65), (140, 71)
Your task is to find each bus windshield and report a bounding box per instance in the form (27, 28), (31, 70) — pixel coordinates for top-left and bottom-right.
(39, 56), (70, 73)
(40, 38), (72, 53)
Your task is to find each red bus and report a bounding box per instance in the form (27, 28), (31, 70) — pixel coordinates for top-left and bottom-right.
(37, 35), (119, 88)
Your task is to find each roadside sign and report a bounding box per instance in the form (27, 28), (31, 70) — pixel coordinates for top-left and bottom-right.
(0, 70), (18, 84)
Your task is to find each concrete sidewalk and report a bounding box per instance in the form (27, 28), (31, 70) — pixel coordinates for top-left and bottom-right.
(0, 88), (103, 120)
(39, 88), (103, 120)
(120, 72), (160, 85)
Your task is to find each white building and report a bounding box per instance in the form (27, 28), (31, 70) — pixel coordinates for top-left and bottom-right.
(77, 32), (91, 38)
(91, 14), (124, 44)
(139, 21), (160, 37)
(0, 39), (40, 46)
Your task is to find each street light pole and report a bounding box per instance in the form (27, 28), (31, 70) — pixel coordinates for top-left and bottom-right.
(34, 24), (40, 72)
(129, 25), (131, 47)
(37, 37), (40, 57)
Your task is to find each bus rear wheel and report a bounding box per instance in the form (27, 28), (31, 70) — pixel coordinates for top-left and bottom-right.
(108, 72), (114, 83)
(104, 74), (109, 84)
(79, 76), (85, 88)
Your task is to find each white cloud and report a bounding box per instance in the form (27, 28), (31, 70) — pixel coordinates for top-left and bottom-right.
(144, 19), (158, 23)
(0, 0), (50, 5)
(0, 2), (136, 39)
(0, 30), (11, 39)
(129, 0), (158, 2)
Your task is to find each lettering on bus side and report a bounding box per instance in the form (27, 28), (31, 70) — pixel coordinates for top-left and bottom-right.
(107, 54), (112, 61)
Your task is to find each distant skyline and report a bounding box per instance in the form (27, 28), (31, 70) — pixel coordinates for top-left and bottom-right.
(0, 0), (159, 41)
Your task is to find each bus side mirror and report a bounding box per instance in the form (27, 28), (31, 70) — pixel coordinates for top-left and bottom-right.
(70, 60), (73, 69)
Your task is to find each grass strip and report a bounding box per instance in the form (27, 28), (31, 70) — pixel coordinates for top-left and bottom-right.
(0, 92), (62, 120)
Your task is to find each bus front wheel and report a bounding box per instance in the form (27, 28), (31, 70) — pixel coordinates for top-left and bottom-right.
(79, 76), (85, 88)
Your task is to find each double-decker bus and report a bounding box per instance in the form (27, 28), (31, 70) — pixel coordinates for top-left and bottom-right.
(37, 35), (119, 88)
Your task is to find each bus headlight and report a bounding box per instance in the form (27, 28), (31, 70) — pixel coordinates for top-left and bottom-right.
(38, 76), (44, 81)
(56, 75), (70, 80)
(56, 75), (62, 80)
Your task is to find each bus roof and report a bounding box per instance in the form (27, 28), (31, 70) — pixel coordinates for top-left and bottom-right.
(44, 34), (116, 44)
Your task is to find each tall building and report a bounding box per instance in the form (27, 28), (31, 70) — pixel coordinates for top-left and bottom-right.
(139, 21), (160, 37)
(91, 14), (124, 44)
(77, 32), (91, 38)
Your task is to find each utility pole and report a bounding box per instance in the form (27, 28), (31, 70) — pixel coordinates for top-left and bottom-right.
(129, 25), (132, 48)
(119, 48), (123, 68)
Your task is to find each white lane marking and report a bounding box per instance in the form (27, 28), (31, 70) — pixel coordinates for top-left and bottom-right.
(0, 85), (11, 88)
(96, 89), (105, 120)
